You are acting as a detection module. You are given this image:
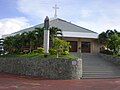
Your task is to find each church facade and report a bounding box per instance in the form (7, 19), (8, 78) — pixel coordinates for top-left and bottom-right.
(2, 18), (99, 53)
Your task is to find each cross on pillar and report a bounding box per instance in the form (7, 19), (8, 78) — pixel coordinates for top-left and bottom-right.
(53, 4), (59, 18)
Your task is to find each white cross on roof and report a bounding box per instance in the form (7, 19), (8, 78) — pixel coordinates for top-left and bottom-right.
(53, 4), (59, 18)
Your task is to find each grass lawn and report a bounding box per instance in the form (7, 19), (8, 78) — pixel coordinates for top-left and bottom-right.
(0, 53), (78, 59)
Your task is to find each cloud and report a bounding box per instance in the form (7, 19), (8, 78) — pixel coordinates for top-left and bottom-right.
(74, 1), (120, 33)
(16, 0), (120, 34)
(17, 0), (58, 19)
(75, 17), (120, 34)
(0, 17), (30, 38)
(17, 0), (79, 19)
(80, 9), (93, 18)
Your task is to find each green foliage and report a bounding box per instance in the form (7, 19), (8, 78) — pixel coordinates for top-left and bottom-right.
(37, 47), (44, 53)
(107, 34), (120, 54)
(49, 27), (63, 47)
(32, 50), (39, 53)
(62, 51), (69, 55)
(3, 27), (44, 54)
(59, 54), (78, 58)
(3, 26), (73, 58)
(53, 38), (71, 57)
(117, 53), (120, 56)
(20, 53), (45, 58)
(98, 32), (108, 45)
(4, 27), (61, 54)
(4, 36), (15, 53)
(49, 48), (57, 55)
(1, 53), (78, 59)
(99, 29), (120, 55)
(23, 50), (29, 54)
(100, 50), (113, 55)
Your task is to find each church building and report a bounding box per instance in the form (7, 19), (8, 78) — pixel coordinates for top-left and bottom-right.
(2, 18), (99, 53)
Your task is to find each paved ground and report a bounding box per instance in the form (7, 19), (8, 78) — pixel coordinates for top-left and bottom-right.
(0, 72), (120, 90)
(82, 53), (120, 78)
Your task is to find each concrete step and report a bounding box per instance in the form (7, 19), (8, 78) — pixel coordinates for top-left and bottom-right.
(82, 72), (120, 78)
(82, 71), (120, 78)
(81, 53), (120, 79)
(78, 53), (120, 79)
(81, 75), (120, 79)
(83, 73), (120, 76)
(83, 72), (120, 74)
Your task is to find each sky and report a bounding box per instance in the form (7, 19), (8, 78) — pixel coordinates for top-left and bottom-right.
(0, 0), (120, 38)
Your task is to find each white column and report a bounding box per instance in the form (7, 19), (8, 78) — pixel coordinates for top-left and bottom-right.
(44, 30), (49, 53)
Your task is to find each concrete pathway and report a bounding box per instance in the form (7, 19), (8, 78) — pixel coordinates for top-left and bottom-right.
(82, 53), (120, 78)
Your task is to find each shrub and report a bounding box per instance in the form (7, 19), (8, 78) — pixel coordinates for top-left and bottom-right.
(37, 47), (44, 53)
(49, 48), (57, 55)
(23, 50), (29, 54)
(63, 48), (69, 52)
(62, 51), (69, 55)
(32, 50), (39, 53)
(44, 53), (50, 58)
(100, 50), (113, 55)
(116, 53), (120, 56)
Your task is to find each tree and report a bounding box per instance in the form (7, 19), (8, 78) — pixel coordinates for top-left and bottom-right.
(21, 32), (29, 49)
(34, 27), (44, 47)
(106, 29), (114, 37)
(27, 31), (37, 53)
(3, 26), (63, 54)
(12, 34), (22, 53)
(108, 34), (120, 54)
(98, 32), (108, 45)
(49, 27), (63, 47)
(99, 29), (120, 55)
(4, 36), (14, 53)
(53, 38), (71, 58)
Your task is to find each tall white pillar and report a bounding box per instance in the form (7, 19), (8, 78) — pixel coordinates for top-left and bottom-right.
(44, 30), (49, 53)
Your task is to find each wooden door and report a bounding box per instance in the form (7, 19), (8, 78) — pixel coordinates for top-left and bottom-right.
(81, 42), (91, 53)
(69, 41), (77, 52)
